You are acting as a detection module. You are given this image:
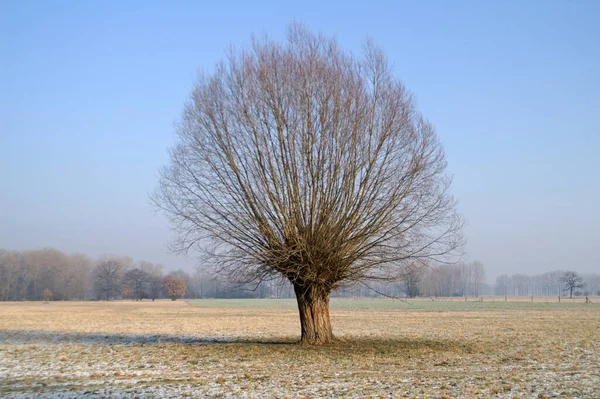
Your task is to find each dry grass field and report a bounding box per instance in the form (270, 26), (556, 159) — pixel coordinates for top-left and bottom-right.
(1, 299), (599, 398)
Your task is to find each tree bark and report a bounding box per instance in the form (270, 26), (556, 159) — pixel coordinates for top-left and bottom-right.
(293, 284), (334, 345)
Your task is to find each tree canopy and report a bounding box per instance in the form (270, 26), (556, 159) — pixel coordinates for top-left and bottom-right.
(154, 25), (463, 344)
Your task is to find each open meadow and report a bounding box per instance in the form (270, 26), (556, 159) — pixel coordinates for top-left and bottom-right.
(1, 298), (599, 398)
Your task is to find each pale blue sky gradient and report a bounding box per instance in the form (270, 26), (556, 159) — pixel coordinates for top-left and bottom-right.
(1, 0), (599, 280)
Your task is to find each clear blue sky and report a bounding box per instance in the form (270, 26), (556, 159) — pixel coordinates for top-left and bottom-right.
(1, 0), (599, 281)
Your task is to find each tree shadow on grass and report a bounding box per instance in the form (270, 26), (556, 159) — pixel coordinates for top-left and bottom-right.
(0, 329), (479, 354)
(0, 329), (298, 345)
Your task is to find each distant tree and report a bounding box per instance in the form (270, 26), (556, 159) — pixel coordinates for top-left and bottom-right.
(561, 271), (584, 299)
(0, 248), (174, 302)
(69, 253), (92, 300)
(511, 274), (531, 296)
(123, 268), (150, 300)
(0, 250), (20, 301)
(42, 288), (52, 302)
(401, 264), (424, 298)
(137, 261), (164, 301)
(148, 276), (163, 301)
(471, 261), (485, 298)
(93, 260), (123, 300)
(24, 248), (72, 301)
(163, 275), (186, 301)
(167, 269), (197, 298)
(120, 286), (132, 299)
(581, 273), (600, 298)
(138, 261), (163, 277)
(153, 24), (463, 344)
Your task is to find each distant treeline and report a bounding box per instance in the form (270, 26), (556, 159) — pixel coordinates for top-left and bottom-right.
(0, 248), (484, 300)
(0, 248), (274, 301)
(494, 271), (600, 297)
(1, 248), (597, 300)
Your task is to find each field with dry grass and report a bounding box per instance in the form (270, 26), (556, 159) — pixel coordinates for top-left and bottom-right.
(1, 299), (599, 398)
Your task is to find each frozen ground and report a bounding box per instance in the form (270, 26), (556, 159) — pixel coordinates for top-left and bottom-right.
(1, 299), (599, 398)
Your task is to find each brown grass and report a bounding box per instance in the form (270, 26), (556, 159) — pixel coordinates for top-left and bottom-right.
(1, 300), (599, 398)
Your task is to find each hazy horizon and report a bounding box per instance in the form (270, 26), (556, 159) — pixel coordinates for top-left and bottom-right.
(2, 1), (599, 283)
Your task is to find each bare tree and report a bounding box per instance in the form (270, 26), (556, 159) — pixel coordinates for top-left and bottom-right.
(93, 259), (123, 301)
(582, 273), (600, 296)
(511, 274), (531, 296)
(400, 264), (424, 298)
(123, 268), (150, 300)
(471, 261), (485, 298)
(138, 261), (163, 276)
(148, 276), (163, 301)
(0, 250), (20, 301)
(561, 271), (584, 298)
(23, 248), (68, 300)
(153, 25), (463, 344)
(139, 261), (164, 301)
(69, 253), (92, 300)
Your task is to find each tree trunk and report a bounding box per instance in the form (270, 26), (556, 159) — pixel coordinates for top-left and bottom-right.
(293, 283), (334, 345)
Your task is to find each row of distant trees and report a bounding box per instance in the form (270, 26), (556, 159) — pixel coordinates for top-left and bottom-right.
(92, 259), (186, 301)
(1, 248), (598, 301)
(418, 261), (486, 298)
(0, 248), (188, 301)
(494, 270), (600, 298)
(0, 247), (299, 301)
(0, 248), (90, 301)
(0, 248), (486, 300)
(322, 261), (487, 299)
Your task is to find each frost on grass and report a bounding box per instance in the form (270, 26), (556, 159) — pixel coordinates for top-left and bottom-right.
(1, 300), (599, 398)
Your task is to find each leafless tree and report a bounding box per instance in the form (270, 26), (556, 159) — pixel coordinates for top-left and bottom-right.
(93, 259), (123, 301)
(148, 276), (163, 301)
(69, 253), (92, 300)
(494, 274), (509, 296)
(418, 262), (481, 297)
(561, 271), (584, 298)
(138, 261), (163, 276)
(492, 270), (600, 298)
(471, 261), (485, 297)
(153, 25), (463, 344)
(0, 250), (20, 301)
(139, 261), (164, 301)
(582, 273), (600, 296)
(20, 248), (73, 300)
(123, 268), (150, 300)
(400, 264), (425, 298)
